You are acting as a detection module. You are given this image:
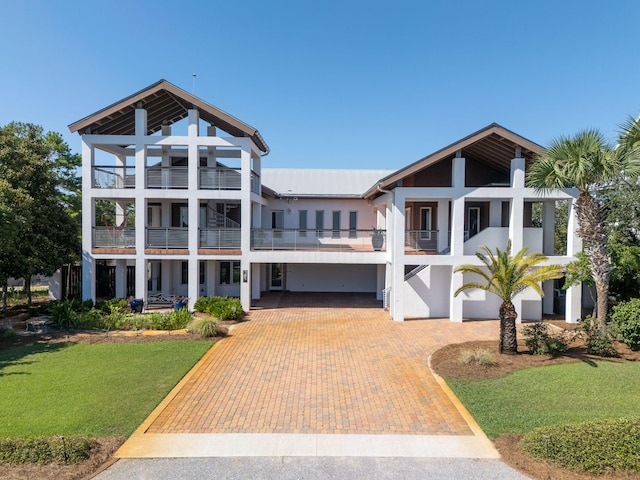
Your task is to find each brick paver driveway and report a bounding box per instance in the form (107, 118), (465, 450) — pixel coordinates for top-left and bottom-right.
(144, 293), (499, 436)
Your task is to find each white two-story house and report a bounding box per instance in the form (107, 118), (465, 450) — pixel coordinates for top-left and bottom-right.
(68, 80), (583, 323)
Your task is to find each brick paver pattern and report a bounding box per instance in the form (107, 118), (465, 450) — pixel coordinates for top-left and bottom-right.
(146, 293), (499, 436)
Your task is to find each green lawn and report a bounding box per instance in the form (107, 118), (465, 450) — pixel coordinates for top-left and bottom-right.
(447, 361), (640, 439)
(0, 340), (212, 437)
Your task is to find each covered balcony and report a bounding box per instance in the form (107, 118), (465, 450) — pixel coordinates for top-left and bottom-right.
(251, 228), (386, 252)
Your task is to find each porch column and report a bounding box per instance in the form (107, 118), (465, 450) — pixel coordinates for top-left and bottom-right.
(543, 280), (555, 315)
(452, 154), (465, 189)
(251, 263), (261, 300)
(489, 200), (502, 227)
(240, 147), (252, 253)
(565, 197), (582, 323)
(450, 268), (463, 322)
(240, 259), (251, 312)
(391, 190), (405, 321)
(188, 257), (199, 311)
(450, 197), (465, 256)
(81, 138), (94, 302)
(82, 252), (95, 303)
(188, 109), (199, 191)
(115, 259), (127, 299)
(134, 107), (147, 190)
(509, 196), (524, 252)
(510, 152), (525, 188)
(135, 259), (146, 304)
(437, 200), (448, 253)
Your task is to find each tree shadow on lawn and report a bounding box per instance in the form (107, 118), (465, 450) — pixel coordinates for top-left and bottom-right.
(0, 342), (70, 376)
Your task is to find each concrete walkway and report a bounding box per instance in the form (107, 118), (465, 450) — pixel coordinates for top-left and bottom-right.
(115, 293), (503, 460)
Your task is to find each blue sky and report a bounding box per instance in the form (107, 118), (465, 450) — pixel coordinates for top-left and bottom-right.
(1, 0), (638, 169)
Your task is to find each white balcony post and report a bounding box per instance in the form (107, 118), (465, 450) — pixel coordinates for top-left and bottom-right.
(240, 260), (251, 312)
(452, 153), (465, 189)
(510, 150), (525, 189)
(240, 147), (252, 253)
(188, 257), (199, 310)
(135, 259), (147, 304)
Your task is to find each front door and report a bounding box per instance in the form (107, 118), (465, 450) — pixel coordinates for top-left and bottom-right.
(468, 207), (480, 238)
(270, 263), (284, 291)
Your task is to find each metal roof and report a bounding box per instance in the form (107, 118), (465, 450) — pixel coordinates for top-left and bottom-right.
(68, 79), (269, 153)
(261, 168), (396, 197)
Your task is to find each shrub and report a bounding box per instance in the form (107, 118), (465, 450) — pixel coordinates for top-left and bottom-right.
(194, 296), (243, 320)
(48, 300), (80, 329)
(521, 321), (570, 356)
(0, 436), (97, 465)
(2, 327), (17, 340)
(579, 316), (619, 357)
(610, 298), (640, 351)
(166, 308), (192, 330)
(187, 316), (219, 338)
(521, 417), (640, 474)
(95, 298), (128, 314)
(459, 349), (496, 366)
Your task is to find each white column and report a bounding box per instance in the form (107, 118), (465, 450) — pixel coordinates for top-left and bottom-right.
(134, 108), (147, 302)
(161, 124), (171, 167)
(450, 197), (465, 256)
(510, 155), (525, 189)
(188, 109), (199, 191)
(251, 263), (261, 300)
(240, 147), (252, 253)
(391, 190), (405, 321)
(188, 257), (199, 310)
(542, 200), (555, 255)
(437, 200), (448, 253)
(509, 196), (524, 252)
(206, 260), (216, 296)
(489, 200), (502, 227)
(542, 280), (555, 315)
(450, 269), (463, 322)
(115, 259), (127, 299)
(565, 197), (582, 323)
(452, 154), (465, 189)
(240, 260), (251, 312)
(81, 138), (94, 302)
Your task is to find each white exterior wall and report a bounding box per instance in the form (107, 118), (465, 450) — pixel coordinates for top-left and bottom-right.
(262, 197), (376, 230)
(286, 264), (377, 292)
(404, 266), (451, 318)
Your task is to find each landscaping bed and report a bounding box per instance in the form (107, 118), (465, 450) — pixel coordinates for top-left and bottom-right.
(430, 336), (640, 480)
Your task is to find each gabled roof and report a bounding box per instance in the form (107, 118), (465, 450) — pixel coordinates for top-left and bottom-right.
(262, 168), (396, 198)
(68, 79), (269, 153)
(364, 123), (544, 197)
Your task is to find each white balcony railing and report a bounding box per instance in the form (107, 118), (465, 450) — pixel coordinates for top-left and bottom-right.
(199, 167), (241, 190)
(199, 228), (241, 249)
(146, 228), (189, 249)
(93, 227), (135, 248)
(404, 230), (439, 252)
(146, 167), (188, 189)
(92, 166), (135, 189)
(251, 229), (386, 252)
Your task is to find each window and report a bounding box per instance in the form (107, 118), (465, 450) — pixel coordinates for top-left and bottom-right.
(420, 207), (432, 240)
(332, 211), (341, 238)
(220, 261), (241, 285)
(181, 261), (188, 284)
(299, 210), (307, 237)
(199, 261), (205, 285)
(315, 210), (324, 238)
(349, 211), (357, 238)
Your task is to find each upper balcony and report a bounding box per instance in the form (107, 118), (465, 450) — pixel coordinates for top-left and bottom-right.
(251, 228), (386, 252)
(92, 166), (260, 193)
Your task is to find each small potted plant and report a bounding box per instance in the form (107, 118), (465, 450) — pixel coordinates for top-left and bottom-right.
(371, 227), (385, 251)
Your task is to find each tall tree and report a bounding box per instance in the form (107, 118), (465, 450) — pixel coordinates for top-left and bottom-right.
(454, 242), (562, 354)
(527, 129), (640, 326)
(0, 122), (80, 308)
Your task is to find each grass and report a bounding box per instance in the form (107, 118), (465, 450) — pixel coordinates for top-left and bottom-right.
(447, 361), (640, 439)
(0, 341), (212, 437)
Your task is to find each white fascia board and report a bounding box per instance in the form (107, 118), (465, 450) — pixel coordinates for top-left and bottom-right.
(248, 251), (388, 264)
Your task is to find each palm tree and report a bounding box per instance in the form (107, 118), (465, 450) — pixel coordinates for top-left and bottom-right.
(619, 116), (640, 156)
(527, 129), (640, 326)
(454, 241), (562, 355)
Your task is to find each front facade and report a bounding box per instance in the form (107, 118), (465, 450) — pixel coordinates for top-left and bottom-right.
(69, 80), (583, 322)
